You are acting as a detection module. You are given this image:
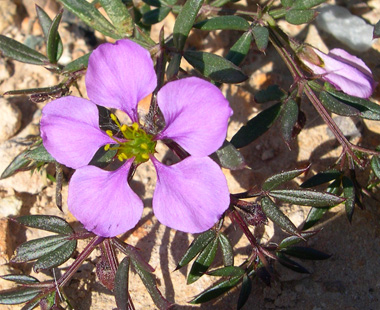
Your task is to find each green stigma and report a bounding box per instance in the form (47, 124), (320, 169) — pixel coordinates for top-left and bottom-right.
(104, 114), (156, 164)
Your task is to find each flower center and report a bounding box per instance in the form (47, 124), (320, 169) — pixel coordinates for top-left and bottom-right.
(104, 113), (156, 164)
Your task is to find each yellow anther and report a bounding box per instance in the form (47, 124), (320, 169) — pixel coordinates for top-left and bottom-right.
(106, 130), (113, 137)
(117, 154), (124, 162)
(140, 143), (148, 150)
(132, 122), (139, 131)
(121, 153), (128, 159)
(104, 144), (110, 151)
(141, 153), (150, 160)
(121, 124), (127, 132)
(110, 113), (118, 122)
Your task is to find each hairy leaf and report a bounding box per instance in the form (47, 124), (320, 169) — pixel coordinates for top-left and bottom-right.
(0, 288), (41, 305)
(62, 53), (91, 73)
(237, 274), (252, 310)
(207, 266), (245, 277)
(301, 170), (342, 188)
(252, 25), (269, 52)
(262, 165), (309, 191)
(226, 31), (252, 66)
(1, 275), (39, 285)
(215, 141), (246, 170)
(99, 0), (133, 36)
(276, 252), (310, 273)
(254, 85), (286, 103)
(194, 16), (250, 31)
(218, 233), (234, 266)
(342, 176), (355, 223)
(142, 7), (171, 25)
(285, 9), (316, 25)
(280, 98), (299, 142)
(115, 257), (131, 310)
(15, 215), (73, 234)
(46, 10), (63, 64)
(280, 246), (331, 260)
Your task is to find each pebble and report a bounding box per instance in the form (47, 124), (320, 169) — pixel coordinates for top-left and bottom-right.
(0, 195), (22, 217)
(0, 98), (22, 142)
(316, 5), (374, 52)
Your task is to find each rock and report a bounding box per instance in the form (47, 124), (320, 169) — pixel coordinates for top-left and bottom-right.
(316, 5), (375, 52)
(0, 98), (22, 142)
(0, 196), (22, 217)
(0, 0), (17, 33)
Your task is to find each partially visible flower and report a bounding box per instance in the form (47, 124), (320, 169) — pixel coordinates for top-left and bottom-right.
(41, 39), (232, 237)
(300, 46), (376, 99)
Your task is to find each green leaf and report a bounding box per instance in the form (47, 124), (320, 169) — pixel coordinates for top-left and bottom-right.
(25, 144), (55, 163)
(11, 235), (70, 263)
(269, 189), (344, 207)
(0, 35), (48, 65)
(115, 257), (130, 310)
(187, 237), (218, 284)
(190, 276), (241, 304)
(319, 91), (360, 116)
(280, 246), (331, 260)
(281, 0), (293, 7)
(99, 0), (133, 36)
(255, 85), (286, 103)
(0, 150), (32, 179)
(374, 20), (380, 39)
(300, 170), (342, 188)
(36, 5), (63, 62)
(15, 215), (73, 234)
(277, 230), (319, 249)
(342, 176), (355, 223)
(1, 275), (39, 284)
(281, 98), (299, 142)
(231, 102), (282, 148)
(261, 197), (300, 236)
(194, 16), (250, 31)
(20, 298), (40, 310)
(215, 141), (246, 170)
(371, 155), (380, 179)
(63, 52), (91, 73)
(34, 239), (77, 272)
(237, 274), (252, 310)
(285, 9), (316, 25)
(57, 0), (121, 39)
(166, 53), (181, 80)
(292, 0), (326, 9)
(207, 266), (245, 277)
(218, 233), (234, 266)
(131, 259), (172, 309)
(173, 0), (204, 50)
(176, 230), (216, 269)
(262, 165), (309, 191)
(276, 252), (310, 273)
(225, 31), (252, 66)
(0, 288), (41, 305)
(46, 10), (63, 64)
(252, 25), (269, 52)
(142, 6), (171, 25)
(184, 50), (248, 83)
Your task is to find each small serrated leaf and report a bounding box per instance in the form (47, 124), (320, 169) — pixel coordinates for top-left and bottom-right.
(187, 237), (218, 284)
(218, 233), (234, 266)
(176, 230), (216, 269)
(194, 16), (250, 31)
(15, 215), (73, 234)
(280, 246), (331, 260)
(115, 257), (130, 310)
(262, 165), (309, 191)
(0, 288), (41, 305)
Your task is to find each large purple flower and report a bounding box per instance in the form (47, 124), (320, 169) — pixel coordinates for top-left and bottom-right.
(40, 39), (232, 237)
(301, 47), (376, 99)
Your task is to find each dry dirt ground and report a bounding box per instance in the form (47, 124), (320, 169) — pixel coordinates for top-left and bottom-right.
(1, 0), (380, 309)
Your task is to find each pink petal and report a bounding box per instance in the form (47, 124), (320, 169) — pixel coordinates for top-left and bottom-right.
(152, 156), (230, 233)
(156, 77), (232, 157)
(86, 39), (157, 122)
(40, 97), (114, 169)
(329, 48), (372, 76)
(68, 161), (143, 237)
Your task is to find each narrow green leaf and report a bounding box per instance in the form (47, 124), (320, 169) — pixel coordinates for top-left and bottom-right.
(255, 85), (286, 103)
(218, 233), (234, 266)
(187, 237), (218, 284)
(252, 25), (269, 52)
(276, 252), (310, 273)
(36, 5), (63, 62)
(0, 150), (32, 179)
(371, 155), (380, 179)
(194, 16), (250, 31)
(374, 20), (380, 39)
(166, 53), (181, 80)
(173, 0), (204, 50)
(184, 50), (248, 83)
(142, 7), (171, 25)
(12, 235), (69, 263)
(176, 230), (216, 269)
(190, 276), (241, 304)
(0, 35), (48, 65)
(231, 102), (282, 148)
(62, 52), (91, 73)
(280, 246), (331, 260)
(25, 144), (55, 163)
(15, 215), (73, 234)
(277, 231), (319, 249)
(301, 170), (342, 188)
(281, 0), (293, 7)
(237, 274), (252, 310)
(285, 9), (316, 25)
(99, 0), (133, 35)
(262, 165), (309, 191)
(320, 91), (360, 116)
(1, 275), (39, 284)
(342, 176), (355, 223)
(115, 257), (130, 310)
(46, 10), (63, 63)
(261, 197), (300, 236)
(20, 298), (40, 310)
(269, 189), (345, 207)
(207, 266), (244, 277)
(225, 31), (252, 66)
(34, 239), (77, 272)
(0, 288), (41, 305)
(215, 140), (246, 170)
(57, 0), (121, 39)
(281, 98), (299, 142)
(292, 0), (326, 9)
(131, 259), (172, 309)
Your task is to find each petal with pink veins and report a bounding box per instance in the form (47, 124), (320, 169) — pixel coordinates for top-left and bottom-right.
(68, 161), (143, 237)
(152, 156), (230, 233)
(40, 97), (113, 169)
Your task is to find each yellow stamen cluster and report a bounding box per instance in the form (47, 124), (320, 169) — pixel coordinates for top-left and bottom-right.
(104, 113), (156, 164)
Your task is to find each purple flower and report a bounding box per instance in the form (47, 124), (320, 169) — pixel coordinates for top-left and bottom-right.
(40, 39), (232, 237)
(301, 47), (376, 99)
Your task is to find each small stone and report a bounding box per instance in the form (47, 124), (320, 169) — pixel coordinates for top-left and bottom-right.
(0, 0), (17, 33)
(0, 195), (22, 217)
(316, 5), (374, 52)
(0, 98), (22, 142)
